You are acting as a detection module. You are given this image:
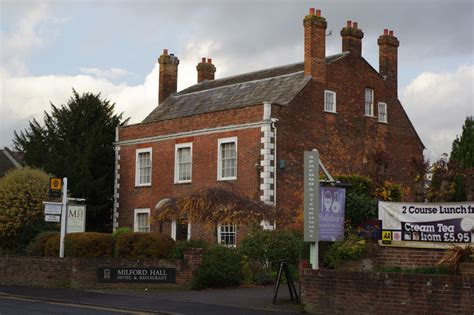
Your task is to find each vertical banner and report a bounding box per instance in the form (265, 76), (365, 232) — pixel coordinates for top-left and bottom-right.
(319, 187), (345, 241)
(304, 151), (320, 242)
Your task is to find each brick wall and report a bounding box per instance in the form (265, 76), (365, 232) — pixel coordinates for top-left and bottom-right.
(274, 54), (424, 214)
(117, 106), (263, 242)
(301, 269), (474, 314)
(0, 249), (203, 289)
(373, 246), (447, 269)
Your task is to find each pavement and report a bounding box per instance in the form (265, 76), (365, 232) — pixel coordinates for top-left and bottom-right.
(0, 284), (303, 314)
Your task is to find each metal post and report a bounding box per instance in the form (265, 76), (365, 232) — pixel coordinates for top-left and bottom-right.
(59, 177), (68, 258)
(310, 242), (319, 270)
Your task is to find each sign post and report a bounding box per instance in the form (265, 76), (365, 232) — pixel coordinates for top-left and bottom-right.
(304, 150), (320, 270)
(59, 177), (68, 258)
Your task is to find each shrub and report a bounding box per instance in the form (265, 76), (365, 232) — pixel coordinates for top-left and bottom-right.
(112, 227), (133, 257)
(26, 231), (59, 256)
(116, 232), (174, 258)
(240, 229), (302, 270)
(168, 239), (209, 259)
(322, 233), (366, 268)
(192, 245), (242, 290)
(44, 234), (60, 257)
(64, 232), (114, 258)
(0, 168), (50, 250)
(335, 175), (377, 226)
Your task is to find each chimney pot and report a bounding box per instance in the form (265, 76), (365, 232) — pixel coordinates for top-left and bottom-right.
(353, 22), (358, 29)
(163, 48), (168, 55)
(384, 29), (389, 35)
(309, 8), (315, 15)
(316, 9), (321, 17)
(207, 58), (212, 64)
(347, 20), (352, 27)
(389, 30), (394, 36)
(201, 57), (206, 63)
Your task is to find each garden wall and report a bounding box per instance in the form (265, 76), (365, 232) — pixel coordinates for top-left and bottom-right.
(301, 269), (474, 314)
(0, 248), (203, 289)
(373, 246), (446, 269)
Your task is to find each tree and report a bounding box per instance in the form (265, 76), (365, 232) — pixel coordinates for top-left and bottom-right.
(0, 168), (52, 251)
(14, 90), (128, 232)
(428, 116), (474, 202)
(450, 116), (473, 168)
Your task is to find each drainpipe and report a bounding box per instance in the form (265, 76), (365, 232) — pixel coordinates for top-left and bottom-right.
(271, 117), (278, 230)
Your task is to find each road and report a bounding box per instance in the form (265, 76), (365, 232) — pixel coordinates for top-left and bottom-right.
(0, 286), (301, 315)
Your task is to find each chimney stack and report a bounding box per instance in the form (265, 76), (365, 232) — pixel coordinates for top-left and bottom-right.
(158, 49), (180, 104)
(196, 57), (216, 83)
(340, 20), (364, 57)
(378, 29), (399, 96)
(303, 8), (327, 82)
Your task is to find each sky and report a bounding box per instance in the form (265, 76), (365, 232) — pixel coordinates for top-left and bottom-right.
(0, 0), (473, 163)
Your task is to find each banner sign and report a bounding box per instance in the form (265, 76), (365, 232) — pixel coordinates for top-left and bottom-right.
(378, 201), (474, 249)
(97, 268), (176, 283)
(304, 151), (320, 242)
(319, 187), (345, 241)
(67, 204), (86, 233)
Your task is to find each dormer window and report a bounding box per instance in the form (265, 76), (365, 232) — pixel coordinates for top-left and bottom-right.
(324, 90), (336, 113)
(365, 88), (374, 116)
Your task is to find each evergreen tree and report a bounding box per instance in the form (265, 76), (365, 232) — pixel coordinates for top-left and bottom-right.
(450, 116), (473, 168)
(14, 90), (128, 232)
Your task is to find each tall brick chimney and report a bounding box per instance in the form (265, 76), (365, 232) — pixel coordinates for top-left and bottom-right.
(340, 20), (364, 57)
(378, 29), (399, 96)
(196, 57), (216, 83)
(303, 8), (327, 82)
(158, 49), (179, 104)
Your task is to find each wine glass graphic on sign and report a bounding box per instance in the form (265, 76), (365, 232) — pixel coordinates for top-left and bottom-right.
(331, 191), (341, 213)
(323, 190), (332, 213)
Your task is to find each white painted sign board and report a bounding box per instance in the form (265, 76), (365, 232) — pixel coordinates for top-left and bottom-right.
(44, 202), (62, 215)
(45, 215), (61, 222)
(67, 204), (86, 234)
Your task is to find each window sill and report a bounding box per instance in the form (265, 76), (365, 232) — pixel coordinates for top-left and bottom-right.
(174, 180), (192, 185)
(324, 110), (337, 114)
(365, 114), (375, 118)
(217, 177), (237, 181)
(135, 184), (152, 188)
(378, 120), (389, 124)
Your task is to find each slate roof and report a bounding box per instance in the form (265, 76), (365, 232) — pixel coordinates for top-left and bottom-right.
(143, 52), (349, 123)
(0, 148), (23, 177)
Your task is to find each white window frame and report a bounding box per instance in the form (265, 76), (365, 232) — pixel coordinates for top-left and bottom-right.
(174, 142), (193, 184)
(217, 224), (237, 247)
(378, 102), (388, 123)
(171, 220), (191, 241)
(135, 148), (152, 187)
(324, 90), (337, 113)
(365, 88), (374, 117)
(217, 137), (238, 181)
(134, 208), (150, 232)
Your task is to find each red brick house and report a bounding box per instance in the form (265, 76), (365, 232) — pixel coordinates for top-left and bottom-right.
(114, 9), (424, 245)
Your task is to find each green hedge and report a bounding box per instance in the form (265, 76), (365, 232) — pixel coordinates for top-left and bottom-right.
(44, 234), (60, 257)
(64, 232), (114, 258)
(116, 232), (174, 258)
(192, 246), (242, 290)
(26, 231), (59, 256)
(239, 228), (302, 269)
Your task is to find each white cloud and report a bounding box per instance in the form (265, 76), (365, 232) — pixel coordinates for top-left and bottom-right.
(401, 65), (474, 163)
(0, 65), (159, 148)
(79, 67), (131, 81)
(1, 3), (51, 75)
